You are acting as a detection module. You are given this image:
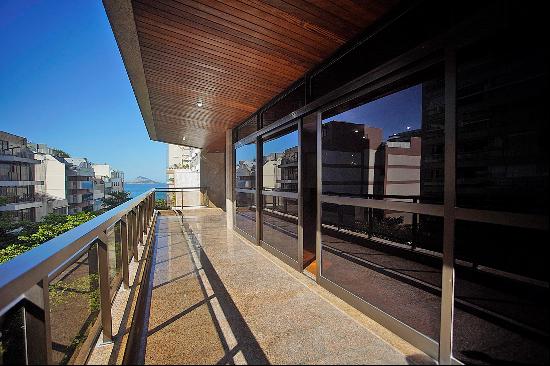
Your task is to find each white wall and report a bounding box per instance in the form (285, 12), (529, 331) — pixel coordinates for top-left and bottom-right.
(34, 153), (68, 220)
(93, 164), (111, 178)
(34, 154), (66, 200)
(173, 170), (200, 188)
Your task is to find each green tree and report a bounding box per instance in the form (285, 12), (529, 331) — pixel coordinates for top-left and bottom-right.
(155, 199), (169, 210)
(52, 149), (70, 158)
(101, 191), (131, 210)
(0, 212), (96, 264)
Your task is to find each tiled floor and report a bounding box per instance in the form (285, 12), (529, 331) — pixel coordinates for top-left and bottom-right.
(136, 208), (431, 365)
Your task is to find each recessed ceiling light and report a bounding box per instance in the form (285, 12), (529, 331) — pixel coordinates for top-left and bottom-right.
(182, 136), (186, 141)
(197, 99), (203, 107)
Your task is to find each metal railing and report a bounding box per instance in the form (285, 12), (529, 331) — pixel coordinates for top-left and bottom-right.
(0, 189), (156, 364)
(156, 187), (209, 208)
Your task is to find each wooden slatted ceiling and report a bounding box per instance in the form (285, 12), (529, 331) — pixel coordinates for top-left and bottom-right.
(128, 0), (399, 151)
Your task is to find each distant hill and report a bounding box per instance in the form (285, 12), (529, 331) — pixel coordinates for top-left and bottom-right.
(126, 176), (160, 184)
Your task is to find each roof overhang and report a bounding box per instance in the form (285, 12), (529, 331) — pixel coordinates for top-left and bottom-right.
(103, 0), (399, 152)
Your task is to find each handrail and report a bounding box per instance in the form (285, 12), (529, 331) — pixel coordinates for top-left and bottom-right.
(0, 188), (156, 364)
(154, 186), (206, 191)
(0, 189), (155, 312)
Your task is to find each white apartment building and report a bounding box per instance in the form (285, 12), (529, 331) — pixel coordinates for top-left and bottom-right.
(33, 152), (68, 220)
(166, 144), (201, 206)
(92, 163), (125, 211)
(166, 144), (200, 187)
(61, 157), (94, 214)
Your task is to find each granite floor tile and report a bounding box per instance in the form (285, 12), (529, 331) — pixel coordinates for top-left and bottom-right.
(136, 209), (429, 365)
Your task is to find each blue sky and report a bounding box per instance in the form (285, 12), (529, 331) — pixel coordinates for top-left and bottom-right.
(0, 1), (166, 182)
(323, 84), (422, 139)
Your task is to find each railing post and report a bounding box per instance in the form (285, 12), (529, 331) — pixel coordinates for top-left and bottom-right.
(139, 204), (144, 242)
(136, 205), (141, 246)
(120, 215), (130, 289)
(132, 210), (138, 261)
(97, 232), (113, 343)
(22, 278), (52, 365)
(145, 196), (150, 230)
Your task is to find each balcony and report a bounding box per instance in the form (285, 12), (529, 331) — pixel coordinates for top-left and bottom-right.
(0, 194), (42, 212)
(0, 146), (39, 164)
(0, 190), (429, 365)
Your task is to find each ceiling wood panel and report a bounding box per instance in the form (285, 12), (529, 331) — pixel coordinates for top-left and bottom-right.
(119, 0), (399, 151)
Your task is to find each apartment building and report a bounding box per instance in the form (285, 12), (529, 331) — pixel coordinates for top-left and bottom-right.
(166, 144), (201, 207)
(1, 2), (546, 365)
(110, 170), (124, 193)
(166, 144), (200, 187)
(31, 147), (68, 220)
(61, 157), (94, 214)
(0, 131), (43, 222)
(91, 164), (125, 211)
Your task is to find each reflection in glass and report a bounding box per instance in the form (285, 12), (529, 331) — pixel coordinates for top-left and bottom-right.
(236, 116), (257, 141)
(321, 203), (443, 341)
(453, 221), (549, 365)
(235, 143), (256, 190)
(262, 197), (298, 261)
(49, 245), (100, 364)
(454, 221), (549, 362)
(262, 128), (298, 193)
(456, 37), (549, 215)
(321, 72), (444, 204)
(262, 84), (305, 128)
(235, 192), (256, 239)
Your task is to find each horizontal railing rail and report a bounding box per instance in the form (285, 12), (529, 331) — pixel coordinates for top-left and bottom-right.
(0, 189), (156, 364)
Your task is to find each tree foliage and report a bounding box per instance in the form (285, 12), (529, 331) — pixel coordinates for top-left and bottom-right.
(52, 148), (70, 158)
(0, 212), (97, 264)
(155, 199), (169, 210)
(101, 191), (131, 211)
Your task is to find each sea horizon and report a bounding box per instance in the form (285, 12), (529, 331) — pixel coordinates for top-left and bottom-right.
(125, 182), (168, 199)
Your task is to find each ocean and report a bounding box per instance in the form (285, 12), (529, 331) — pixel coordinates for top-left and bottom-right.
(125, 183), (168, 200)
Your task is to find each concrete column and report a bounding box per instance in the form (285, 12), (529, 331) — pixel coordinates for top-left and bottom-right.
(225, 129), (234, 228)
(200, 152), (226, 209)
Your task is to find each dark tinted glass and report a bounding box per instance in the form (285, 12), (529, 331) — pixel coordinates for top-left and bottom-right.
(262, 83), (305, 128)
(310, 0), (465, 99)
(321, 203), (443, 340)
(235, 142), (256, 190)
(235, 192), (256, 239)
(261, 197), (298, 261)
(456, 36), (549, 214)
(321, 68), (444, 204)
(236, 116), (257, 141)
(453, 220), (549, 364)
(262, 127), (298, 193)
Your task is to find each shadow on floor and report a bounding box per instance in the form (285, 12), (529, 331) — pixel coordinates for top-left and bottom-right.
(177, 220), (270, 364)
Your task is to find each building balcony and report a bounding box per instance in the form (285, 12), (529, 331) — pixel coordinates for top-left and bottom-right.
(0, 191), (424, 365)
(0, 180), (43, 187)
(0, 146), (39, 164)
(0, 199), (42, 212)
